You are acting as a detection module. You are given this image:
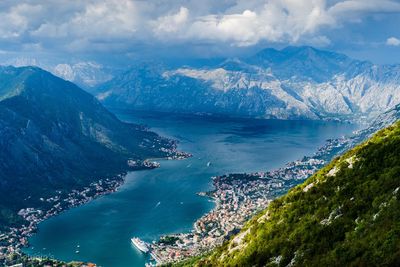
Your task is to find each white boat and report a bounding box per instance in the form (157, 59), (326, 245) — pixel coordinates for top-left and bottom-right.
(131, 237), (149, 253)
(207, 161), (211, 167)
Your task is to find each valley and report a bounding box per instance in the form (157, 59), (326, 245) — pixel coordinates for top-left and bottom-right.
(23, 111), (356, 267)
(1, 1), (399, 266)
(0, 67), (183, 266)
(95, 47), (400, 122)
(0, 48), (399, 267)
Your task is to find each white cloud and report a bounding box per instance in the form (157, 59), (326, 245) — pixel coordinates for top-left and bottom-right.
(154, 0), (335, 46)
(152, 0), (400, 47)
(0, 3), (42, 39)
(305, 35), (332, 47)
(188, 10), (263, 46)
(32, 0), (138, 40)
(328, 0), (400, 17)
(386, 37), (400, 46)
(0, 0), (399, 55)
(153, 7), (189, 35)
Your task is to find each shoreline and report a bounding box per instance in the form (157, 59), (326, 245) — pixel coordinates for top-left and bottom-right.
(146, 132), (362, 265)
(1, 122), (364, 266)
(1, 174), (126, 266)
(0, 149), (192, 266)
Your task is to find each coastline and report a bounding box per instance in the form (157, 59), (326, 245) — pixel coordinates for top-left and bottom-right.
(0, 149), (192, 266)
(1, 118), (363, 266)
(1, 174), (126, 266)
(146, 130), (364, 265)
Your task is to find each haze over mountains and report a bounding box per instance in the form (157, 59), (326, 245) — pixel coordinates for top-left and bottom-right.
(94, 46), (400, 122)
(5, 57), (114, 89)
(53, 62), (113, 88)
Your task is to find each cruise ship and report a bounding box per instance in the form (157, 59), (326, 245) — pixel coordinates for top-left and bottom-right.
(131, 237), (149, 253)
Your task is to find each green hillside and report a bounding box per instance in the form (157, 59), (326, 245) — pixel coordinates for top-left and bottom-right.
(183, 121), (400, 266)
(0, 66), (176, 231)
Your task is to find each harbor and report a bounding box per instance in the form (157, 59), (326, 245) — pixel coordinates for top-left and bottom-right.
(131, 237), (161, 266)
(145, 133), (354, 265)
(19, 112), (356, 267)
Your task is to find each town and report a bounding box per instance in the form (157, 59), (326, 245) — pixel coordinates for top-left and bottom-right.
(0, 139), (194, 266)
(147, 133), (356, 265)
(0, 175), (124, 266)
(0, 133), (354, 266)
(0, 155), (175, 266)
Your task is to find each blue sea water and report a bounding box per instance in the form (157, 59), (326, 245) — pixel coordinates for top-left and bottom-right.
(25, 111), (357, 267)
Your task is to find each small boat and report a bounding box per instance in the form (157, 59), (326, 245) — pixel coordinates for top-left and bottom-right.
(75, 250), (80, 254)
(131, 237), (149, 253)
(207, 162), (211, 167)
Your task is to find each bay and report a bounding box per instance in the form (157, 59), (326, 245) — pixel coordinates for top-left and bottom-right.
(25, 111), (357, 267)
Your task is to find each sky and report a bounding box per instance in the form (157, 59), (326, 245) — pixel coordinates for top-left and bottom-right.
(1, 0), (400, 66)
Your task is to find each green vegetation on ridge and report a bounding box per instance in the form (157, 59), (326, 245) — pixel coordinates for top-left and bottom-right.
(0, 66), (175, 231)
(181, 121), (400, 266)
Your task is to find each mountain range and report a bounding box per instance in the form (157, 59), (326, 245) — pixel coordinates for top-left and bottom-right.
(96, 46), (400, 122)
(0, 66), (176, 230)
(1, 46), (400, 266)
(53, 62), (113, 88)
(169, 84), (400, 267)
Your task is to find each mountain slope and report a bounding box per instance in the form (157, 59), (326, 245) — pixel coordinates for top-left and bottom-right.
(53, 61), (113, 89)
(97, 63), (316, 120)
(0, 66), (176, 230)
(247, 46), (355, 82)
(96, 47), (400, 121)
(184, 120), (400, 267)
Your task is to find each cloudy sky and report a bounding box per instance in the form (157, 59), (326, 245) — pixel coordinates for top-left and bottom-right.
(1, 0), (400, 66)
